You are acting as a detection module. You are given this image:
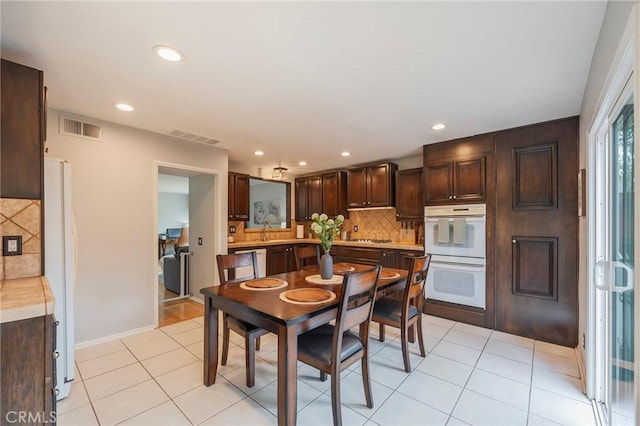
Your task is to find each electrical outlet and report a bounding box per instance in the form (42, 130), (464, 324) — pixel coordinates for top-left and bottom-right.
(198, 237), (203, 246)
(229, 226), (236, 234)
(3, 236), (22, 256)
(353, 225), (358, 232)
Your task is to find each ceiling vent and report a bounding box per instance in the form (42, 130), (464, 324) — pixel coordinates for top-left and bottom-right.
(168, 130), (220, 146)
(59, 115), (102, 141)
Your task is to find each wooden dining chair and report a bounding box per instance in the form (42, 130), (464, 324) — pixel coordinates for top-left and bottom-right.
(216, 252), (270, 387)
(294, 244), (320, 270)
(371, 254), (431, 373)
(297, 265), (381, 425)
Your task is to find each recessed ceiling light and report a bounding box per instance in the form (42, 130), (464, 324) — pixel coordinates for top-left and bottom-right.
(116, 103), (134, 112)
(254, 150), (264, 156)
(299, 161), (307, 166)
(432, 123), (446, 130)
(341, 151), (351, 157)
(153, 45), (184, 62)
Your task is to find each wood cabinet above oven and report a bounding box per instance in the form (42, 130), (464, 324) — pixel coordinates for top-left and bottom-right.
(423, 134), (495, 206)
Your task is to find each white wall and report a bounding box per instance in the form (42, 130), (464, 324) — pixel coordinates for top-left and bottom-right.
(189, 174), (217, 300)
(578, 0), (637, 376)
(158, 192), (189, 233)
(46, 109), (228, 344)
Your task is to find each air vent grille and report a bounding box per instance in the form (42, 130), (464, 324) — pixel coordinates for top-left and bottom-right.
(60, 116), (102, 141)
(168, 130), (220, 146)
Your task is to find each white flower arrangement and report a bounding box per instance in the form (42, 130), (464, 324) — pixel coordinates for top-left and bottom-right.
(310, 213), (345, 254)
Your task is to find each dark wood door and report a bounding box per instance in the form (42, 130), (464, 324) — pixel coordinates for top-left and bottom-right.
(322, 172), (347, 218)
(495, 117), (578, 347)
(267, 245), (294, 275)
(308, 176), (323, 217)
(295, 178), (309, 221)
(1, 59), (44, 199)
(424, 162), (453, 204)
(396, 168), (424, 219)
(228, 173), (250, 221)
(235, 174), (250, 221)
(367, 163), (396, 207)
(453, 158), (485, 202)
(347, 167), (367, 207)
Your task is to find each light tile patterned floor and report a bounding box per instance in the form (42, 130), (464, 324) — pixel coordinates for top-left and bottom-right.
(58, 315), (596, 425)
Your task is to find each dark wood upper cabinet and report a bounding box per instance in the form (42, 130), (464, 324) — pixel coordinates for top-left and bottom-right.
(228, 172), (250, 221)
(1, 59), (45, 200)
(423, 135), (493, 205)
(296, 172), (347, 220)
(321, 171), (348, 218)
(347, 162), (397, 208)
(395, 168), (424, 220)
(294, 176), (322, 220)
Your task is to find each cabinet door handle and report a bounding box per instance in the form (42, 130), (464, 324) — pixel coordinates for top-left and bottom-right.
(53, 351), (60, 359)
(54, 389), (60, 397)
(512, 239), (516, 244)
(453, 196), (457, 199)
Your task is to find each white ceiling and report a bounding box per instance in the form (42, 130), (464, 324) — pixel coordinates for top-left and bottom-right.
(1, 1), (607, 174)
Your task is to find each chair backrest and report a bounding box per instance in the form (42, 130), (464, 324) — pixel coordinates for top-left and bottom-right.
(216, 252), (259, 285)
(333, 266), (381, 355)
(401, 254), (432, 313)
(294, 245), (320, 270)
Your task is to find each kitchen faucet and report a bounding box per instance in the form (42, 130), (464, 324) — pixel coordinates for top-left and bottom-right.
(263, 221), (272, 241)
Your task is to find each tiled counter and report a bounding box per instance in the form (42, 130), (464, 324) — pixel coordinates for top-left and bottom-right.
(0, 276), (54, 323)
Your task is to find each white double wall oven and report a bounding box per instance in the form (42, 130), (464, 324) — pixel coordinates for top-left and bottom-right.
(424, 204), (487, 309)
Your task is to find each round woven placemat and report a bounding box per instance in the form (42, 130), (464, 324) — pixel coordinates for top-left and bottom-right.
(304, 274), (344, 285)
(279, 289), (336, 305)
(239, 278), (288, 291)
(333, 263), (356, 273)
(379, 270), (401, 279)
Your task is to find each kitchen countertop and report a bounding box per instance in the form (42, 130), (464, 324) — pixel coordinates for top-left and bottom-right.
(0, 276), (55, 324)
(228, 238), (423, 251)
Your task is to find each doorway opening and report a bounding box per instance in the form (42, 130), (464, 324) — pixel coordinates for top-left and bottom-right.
(154, 162), (219, 327)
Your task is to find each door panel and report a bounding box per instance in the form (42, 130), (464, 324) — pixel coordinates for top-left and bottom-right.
(295, 179), (308, 220)
(308, 177), (323, 216)
(368, 163), (391, 206)
(512, 236), (557, 299)
(512, 143), (557, 209)
(454, 158), (485, 202)
(347, 167), (367, 207)
(495, 117), (578, 347)
(424, 162), (452, 204)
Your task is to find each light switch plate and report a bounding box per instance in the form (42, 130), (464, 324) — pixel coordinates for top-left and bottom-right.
(3, 235), (22, 256)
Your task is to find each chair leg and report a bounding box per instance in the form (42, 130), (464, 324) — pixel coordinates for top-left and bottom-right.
(330, 371), (342, 426)
(245, 335), (256, 388)
(379, 323), (385, 342)
(361, 350), (374, 408)
(256, 336), (261, 351)
(416, 316), (426, 357)
(221, 321), (230, 366)
(320, 371), (328, 382)
(400, 325), (411, 373)
(408, 324), (416, 343)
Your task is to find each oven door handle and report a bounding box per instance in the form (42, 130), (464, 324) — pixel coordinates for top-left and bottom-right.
(430, 261), (486, 270)
(425, 218), (486, 223)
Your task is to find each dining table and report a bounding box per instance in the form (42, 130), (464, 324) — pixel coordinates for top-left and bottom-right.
(200, 263), (408, 426)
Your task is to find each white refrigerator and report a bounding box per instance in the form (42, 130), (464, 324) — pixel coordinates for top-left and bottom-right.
(44, 158), (75, 400)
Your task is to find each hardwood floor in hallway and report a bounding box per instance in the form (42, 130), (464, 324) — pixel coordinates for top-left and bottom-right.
(159, 298), (204, 327)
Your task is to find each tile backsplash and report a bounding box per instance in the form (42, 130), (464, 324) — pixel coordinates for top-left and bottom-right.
(228, 208), (422, 244)
(0, 198), (42, 280)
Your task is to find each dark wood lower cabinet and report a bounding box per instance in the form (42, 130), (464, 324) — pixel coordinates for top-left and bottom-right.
(266, 245), (296, 275)
(1, 314), (57, 425)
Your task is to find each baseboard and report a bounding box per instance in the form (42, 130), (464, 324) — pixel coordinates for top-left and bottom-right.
(189, 295), (204, 304)
(74, 324), (156, 350)
(575, 346), (588, 396)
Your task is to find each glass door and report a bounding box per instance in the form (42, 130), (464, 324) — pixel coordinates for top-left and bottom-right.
(593, 79), (635, 425)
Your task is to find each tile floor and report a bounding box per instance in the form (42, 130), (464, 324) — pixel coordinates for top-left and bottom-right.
(58, 315), (596, 425)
